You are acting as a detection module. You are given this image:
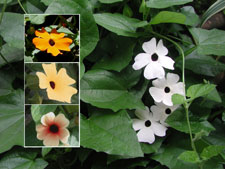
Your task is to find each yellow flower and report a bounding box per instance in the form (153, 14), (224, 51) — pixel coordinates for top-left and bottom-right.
(36, 63), (77, 103)
(32, 27), (73, 56)
(36, 112), (70, 146)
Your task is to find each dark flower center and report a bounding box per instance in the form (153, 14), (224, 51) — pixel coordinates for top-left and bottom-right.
(165, 108), (171, 114)
(145, 120), (151, 127)
(151, 53), (158, 61)
(164, 87), (170, 93)
(50, 81), (55, 89)
(49, 124), (59, 133)
(49, 39), (55, 46)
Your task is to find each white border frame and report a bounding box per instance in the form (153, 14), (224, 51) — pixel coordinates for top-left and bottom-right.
(24, 14), (81, 148)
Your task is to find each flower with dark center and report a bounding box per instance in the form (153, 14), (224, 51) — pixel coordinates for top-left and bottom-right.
(36, 112), (70, 146)
(32, 27), (72, 56)
(132, 106), (167, 144)
(149, 73), (184, 106)
(133, 38), (175, 80)
(165, 108), (171, 114)
(36, 63), (77, 103)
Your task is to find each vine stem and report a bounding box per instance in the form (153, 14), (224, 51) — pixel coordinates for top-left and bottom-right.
(0, 0), (7, 25)
(17, 0), (27, 14)
(150, 31), (202, 168)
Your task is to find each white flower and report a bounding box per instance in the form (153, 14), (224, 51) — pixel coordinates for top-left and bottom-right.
(149, 73), (185, 106)
(132, 38), (174, 80)
(150, 102), (179, 126)
(132, 106), (167, 144)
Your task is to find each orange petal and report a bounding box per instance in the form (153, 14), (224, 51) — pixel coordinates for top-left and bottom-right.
(36, 124), (48, 140)
(43, 133), (59, 146)
(54, 38), (72, 51)
(54, 114), (69, 128)
(42, 63), (57, 79)
(41, 112), (55, 126)
(50, 29), (65, 40)
(47, 46), (61, 56)
(59, 128), (70, 144)
(47, 85), (77, 103)
(35, 27), (50, 39)
(32, 38), (50, 51)
(56, 68), (76, 86)
(36, 72), (48, 89)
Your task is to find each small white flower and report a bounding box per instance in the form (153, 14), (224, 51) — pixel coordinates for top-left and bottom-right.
(151, 102), (179, 126)
(132, 38), (174, 80)
(149, 73), (185, 106)
(132, 106), (167, 144)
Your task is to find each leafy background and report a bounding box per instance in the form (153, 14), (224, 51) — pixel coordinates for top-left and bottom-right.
(0, 0), (225, 169)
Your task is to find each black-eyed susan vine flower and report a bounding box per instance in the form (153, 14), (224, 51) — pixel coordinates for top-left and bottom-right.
(36, 63), (77, 103)
(32, 27), (73, 56)
(36, 112), (70, 146)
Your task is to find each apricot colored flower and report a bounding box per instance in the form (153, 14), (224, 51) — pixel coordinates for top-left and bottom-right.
(36, 63), (77, 103)
(36, 112), (70, 146)
(32, 27), (73, 56)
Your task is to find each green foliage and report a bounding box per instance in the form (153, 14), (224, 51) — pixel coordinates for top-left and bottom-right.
(178, 151), (201, 163)
(80, 111), (143, 157)
(146, 0), (193, 9)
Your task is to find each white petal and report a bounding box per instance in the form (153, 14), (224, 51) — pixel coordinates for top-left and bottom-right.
(166, 73), (180, 85)
(144, 63), (165, 80)
(159, 56), (175, 70)
(150, 105), (162, 121)
(151, 122), (167, 137)
(156, 40), (168, 56)
(137, 127), (155, 144)
(134, 106), (150, 120)
(172, 82), (185, 96)
(162, 93), (173, 106)
(41, 112), (55, 126)
(133, 53), (150, 70)
(152, 78), (166, 88)
(132, 119), (145, 131)
(149, 87), (165, 103)
(142, 38), (157, 54)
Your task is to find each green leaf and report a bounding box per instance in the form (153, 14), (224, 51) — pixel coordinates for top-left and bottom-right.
(172, 94), (186, 105)
(46, 0), (99, 60)
(190, 28), (225, 56)
(80, 61), (85, 79)
(0, 149), (48, 169)
(150, 11), (186, 25)
(178, 151), (201, 163)
(0, 90), (24, 153)
(99, 0), (123, 4)
(146, 0), (193, 9)
(187, 84), (216, 100)
(200, 145), (225, 161)
(31, 105), (57, 123)
(0, 12), (24, 49)
(28, 14), (48, 24)
(141, 138), (163, 154)
(80, 111), (144, 157)
(166, 109), (215, 134)
(0, 44), (24, 67)
(80, 69), (145, 112)
(0, 0), (12, 3)
(42, 148), (52, 157)
(180, 6), (199, 26)
(94, 13), (148, 37)
(92, 34), (136, 72)
(206, 88), (222, 103)
(0, 69), (15, 96)
(41, 0), (53, 5)
(68, 127), (79, 146)
(123, 4), (133, 17)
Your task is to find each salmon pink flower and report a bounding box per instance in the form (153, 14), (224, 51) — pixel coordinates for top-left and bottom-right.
(36, 112), (70, 146)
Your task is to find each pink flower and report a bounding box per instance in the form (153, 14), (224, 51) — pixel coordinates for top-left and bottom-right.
(36, 112), (70, 146)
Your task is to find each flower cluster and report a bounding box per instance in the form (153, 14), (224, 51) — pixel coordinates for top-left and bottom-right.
(132, 38), (185, 144)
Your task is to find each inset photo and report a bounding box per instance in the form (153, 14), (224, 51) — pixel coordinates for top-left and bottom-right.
(25, 63), (79, 104)
(25, 104), (79, 147)
(25, 14), (79, 62)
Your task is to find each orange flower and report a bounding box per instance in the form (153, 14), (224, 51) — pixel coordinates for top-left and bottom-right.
(32, 27), (73, 56)
(36, 112), (70, 146)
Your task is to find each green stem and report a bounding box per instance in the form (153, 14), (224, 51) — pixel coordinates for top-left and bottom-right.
(17, 0), (27, 14)
(0, 0), (7, 25)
